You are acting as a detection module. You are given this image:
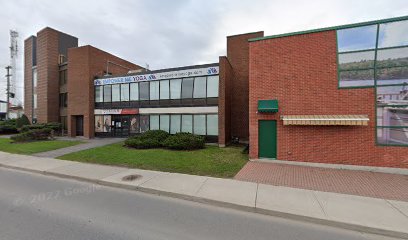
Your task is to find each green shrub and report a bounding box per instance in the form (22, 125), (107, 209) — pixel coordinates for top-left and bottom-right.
(21, 122), (62, 133)
(125, 130), (170, 149)
(11, 128), (53, 142)
(16, 114), (30, 128)
(0, 124), (18, 134)
(163, 132), (205, 150)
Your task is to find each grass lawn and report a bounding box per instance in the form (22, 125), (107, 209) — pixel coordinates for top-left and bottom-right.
(0, 138), (83, 155)
(58, 142), (248, 178)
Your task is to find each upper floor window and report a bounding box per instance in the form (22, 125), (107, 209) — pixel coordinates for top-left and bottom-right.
(33, 68), (38, 88)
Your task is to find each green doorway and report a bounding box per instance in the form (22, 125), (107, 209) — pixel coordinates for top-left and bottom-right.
(258, 120), (277, 159)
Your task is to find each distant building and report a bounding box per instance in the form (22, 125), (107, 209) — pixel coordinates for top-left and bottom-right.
(0, 100), (6, 120)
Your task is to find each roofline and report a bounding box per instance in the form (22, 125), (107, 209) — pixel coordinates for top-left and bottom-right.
(249, 15), (408, 42)
(97, 62), (219, 80)
(227, 31), (264, 38)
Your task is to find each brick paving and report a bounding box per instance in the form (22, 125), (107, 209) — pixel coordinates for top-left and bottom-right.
(235, 161), (408, 202)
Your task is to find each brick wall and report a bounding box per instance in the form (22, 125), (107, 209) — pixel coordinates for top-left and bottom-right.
(67, 45), (142, 138)
(218, 56), (233, 146)
(222, 31), (264, 144)
(23, 37), (34, 122)
(36, 28), (60, 123)
(249, 30), (408, 168)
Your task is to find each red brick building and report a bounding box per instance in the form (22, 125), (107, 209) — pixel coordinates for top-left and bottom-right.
(249, 16), (408, 168)
(24, 16), (408, 168)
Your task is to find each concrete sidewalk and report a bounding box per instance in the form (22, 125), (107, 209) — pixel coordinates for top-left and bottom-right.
(32, 137), (124, 158)
(0, 151), (407, 239)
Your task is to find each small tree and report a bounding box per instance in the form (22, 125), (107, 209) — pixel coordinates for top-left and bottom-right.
(16, 114), (31, 128)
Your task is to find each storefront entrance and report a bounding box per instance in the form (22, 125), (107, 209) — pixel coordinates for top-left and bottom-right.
(258, 120), (277, 159)
(112, 115), (130, 137)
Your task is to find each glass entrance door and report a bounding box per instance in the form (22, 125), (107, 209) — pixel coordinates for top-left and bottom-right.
(112, 115), (130, 137)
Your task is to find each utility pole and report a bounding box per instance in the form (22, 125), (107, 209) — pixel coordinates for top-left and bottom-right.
(5, 66), (12, 120)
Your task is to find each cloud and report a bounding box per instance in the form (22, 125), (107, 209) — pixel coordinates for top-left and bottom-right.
(0, 0), (407, 104)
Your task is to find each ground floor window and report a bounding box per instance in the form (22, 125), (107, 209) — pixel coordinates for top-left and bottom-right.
(95, 113), (218, 137)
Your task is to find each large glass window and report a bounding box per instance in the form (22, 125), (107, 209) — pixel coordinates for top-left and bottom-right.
(207, 114), (218, 136)
(130, 83), (139, 101)
(112, 84), (120, 102)
(376, 47), (408, 85)
(376, 84), (408, 145)
(160, 80), (170, 99)
(33, 94), (37, 109)
(95, 86), (103, 103)
(121, 84), (129, 102)
(170, 79), (182, 99)
(193, 77), (206, 98)
(181, 78), (194, 99)
(140, 115), (149, 133)
(193, 115), (206, 135)
(139, 82), (149, 100)
(150, 81), (159, 100)
(170, 115), (181, 134)
(150, 115), (159, 130)
(378, 20), (408, 48)
(207, 75), (219, 97)
(181, 115), (193, 133)
(160, 115), (170, 132)
(103, 85), (112, 102)
(337, 25), (377, 52)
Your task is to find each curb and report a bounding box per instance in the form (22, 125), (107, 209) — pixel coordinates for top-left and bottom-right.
(1, 164), (407, 239)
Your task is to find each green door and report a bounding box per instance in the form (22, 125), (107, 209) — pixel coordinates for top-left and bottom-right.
(259, 120), (277, 159)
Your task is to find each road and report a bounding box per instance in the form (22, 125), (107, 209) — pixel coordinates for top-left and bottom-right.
(0, 167), (399, 240)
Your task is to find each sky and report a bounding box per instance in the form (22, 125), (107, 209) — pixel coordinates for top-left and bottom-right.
(0, 0), (407, 104)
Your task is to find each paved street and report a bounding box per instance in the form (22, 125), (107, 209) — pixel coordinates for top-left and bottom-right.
(0, 168), (399, 240)
(235, 161), (408, 201)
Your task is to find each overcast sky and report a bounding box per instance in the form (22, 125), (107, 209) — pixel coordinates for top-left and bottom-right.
(0, 0), (407, 104)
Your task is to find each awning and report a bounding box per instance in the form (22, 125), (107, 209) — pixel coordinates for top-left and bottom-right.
(281, 115), (369, 126)
(258, 100), (278, 113)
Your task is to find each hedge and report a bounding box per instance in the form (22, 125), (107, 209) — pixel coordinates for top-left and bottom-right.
(10, 128), (53, 142)
(21, 122), (62, 133)
(16, 114), (30, 128)
(124, 130), (169, 149)
(0, 119), (18, 134)
(162, 132), (205, 150)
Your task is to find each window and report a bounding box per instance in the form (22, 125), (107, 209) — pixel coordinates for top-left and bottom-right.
(33, 94), (37, 109)
(193, 77), (206, 98)
(104, 85), (112, 102)
(181, 78), (194, 99)
(376, 47), (408, 85)
(112, 85), (120, 102)
(193, 115), (206, 135)
(160, 80), (170, 99)
(207, 114), (218, 136)
(150, 81), (159, 100)
(160, 115), (170, 132)
(59, 93), (67, 108)
(59, 69), (67, 86)
(170, 115), (181, 134)
(33, 68), (38, 88)
(130, 83), (139, 101)
(207, 75), (219, 97)
(95, 86), (103, 103)
(376, 85), (408, 145)
(150, 115), (159, 130)
(139, 82), (149, 100)
(140, 115), (149, 133)
(337, 25), (377, 52)
(60, 116), (67, 131)
(121, 84), (129, 102)
(170, 79), (182, 99)
(181, 115), (193, 133)
(378, 20), (408, 48)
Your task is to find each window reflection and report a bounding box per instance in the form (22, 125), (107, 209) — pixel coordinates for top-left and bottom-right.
(337, 25), (377, 52)
(378, 20), (408, 48)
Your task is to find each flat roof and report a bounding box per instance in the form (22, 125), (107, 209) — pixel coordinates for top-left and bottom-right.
(249, 15), (408, 42)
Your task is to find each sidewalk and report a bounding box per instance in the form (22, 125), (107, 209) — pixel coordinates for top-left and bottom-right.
(32, 137), (124, 158)
(0, 151), (407, 239)
(235, 161), (408, 202)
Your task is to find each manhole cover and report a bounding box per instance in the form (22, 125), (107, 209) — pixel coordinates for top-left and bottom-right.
(122, 174), (142, 182)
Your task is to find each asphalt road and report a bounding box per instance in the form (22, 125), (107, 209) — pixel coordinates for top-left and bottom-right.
(0, 167), (399, 240)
